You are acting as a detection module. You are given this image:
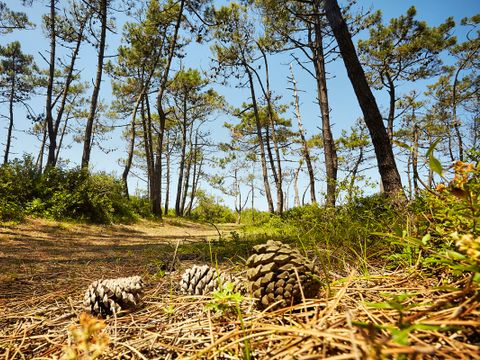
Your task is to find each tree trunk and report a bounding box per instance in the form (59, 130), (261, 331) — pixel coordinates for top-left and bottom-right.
(81, 0), (107, 169)
(290, 64), (316, 204)
(52, 15), (87, 166)
(323, 0), (404, 199)
(4, 79), (14, 164)
(293, 161), (301, 208)
(36, 119), (48, 172)
(164, 130), (171, 216)
(412, 124), (419, 195)
(122, 96), (142, 197)
(175, 115), (188, 216)
(452, 68), (464, 161)
(45, 0), (56, 168)
(386, 71), (396, 141)
(255, 48), (284, 213)
(245, 66), (275, 213)
(155, 0), (185, 218)
(312, 1), (338, 206)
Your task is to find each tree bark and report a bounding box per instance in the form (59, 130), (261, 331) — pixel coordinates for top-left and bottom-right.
(4, 78), (14, 164)
(45, 0), (56, 169)
(323, 0), (404, 199)
(246, 66), (275, 213)
(255, 48), (284, 213)
(290, 64), (317, 204)
(81, 0), (107, 169)
(311, 10), (338, 206)
(122, 96), (142, 197)
(154, 0), (185, 218)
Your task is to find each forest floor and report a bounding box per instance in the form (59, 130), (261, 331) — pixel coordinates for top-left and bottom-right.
(0, 218), (479, 359)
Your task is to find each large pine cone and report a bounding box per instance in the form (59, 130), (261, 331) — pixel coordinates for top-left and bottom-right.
(180, 265), (244, 295)
(246, 240), (321, 310)
(83, 276), (144, 317)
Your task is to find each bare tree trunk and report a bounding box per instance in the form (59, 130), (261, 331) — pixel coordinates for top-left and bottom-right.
(81, 0), (107, 169)
(290, 64), (317, 204)
(45, 0), (56, 169)
(312, 2), (338, 206)
(245, 66), (275, 213)
(293, 161), (301, 208)
(323, 0), (404, 199)
(186, 132), (200, 216)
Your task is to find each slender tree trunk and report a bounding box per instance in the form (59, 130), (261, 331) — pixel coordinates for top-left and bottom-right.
(412, 124), (419, 195)
(180, 127), (194, 215)
(81, 0), (107, 169)
(155, 0), (185, 218)
(36, 119), (48, 172)
(386, 72), (396, 141)
(452, 68), (464, 161)
(323, 0), (404, 199)
(4, 80), (15, 164)
(122, 97), (142, 197)
(52, 16), (87, 166)
(55, 113), (69, 164)
(348, 146), (364, 202)
(175, 118), (188, 216)
(312, 2), (338, 206)
(140, 98), (154, 200)
(45, 0), (56, 168)
(245, 66), (275, 213)
(293, 161), (301, 208)
(187, 149), (202, 216)
(164, 130), (171, 216)
(255, 49), (284, 213)
(186, 132), (200, 216)
(290, 64), (317, 204)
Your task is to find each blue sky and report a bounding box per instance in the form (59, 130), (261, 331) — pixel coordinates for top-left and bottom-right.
(1, 0), (479, 209)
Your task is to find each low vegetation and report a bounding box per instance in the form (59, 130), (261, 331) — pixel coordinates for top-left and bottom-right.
(1, 158), (478, 359)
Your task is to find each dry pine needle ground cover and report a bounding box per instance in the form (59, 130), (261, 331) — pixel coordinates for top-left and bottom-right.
(0, 219), (479, 359)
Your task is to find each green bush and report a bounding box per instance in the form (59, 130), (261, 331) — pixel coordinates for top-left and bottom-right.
(189, 191), (236, 223)
(0, 157), (142, 224)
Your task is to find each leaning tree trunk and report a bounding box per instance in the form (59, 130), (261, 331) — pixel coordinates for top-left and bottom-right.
(290, 64), (316, 204)
(245, 66), (275, 213)
(81, 0), (107, 169)
(122, 97), (142, 197)
(154, 0), (185, 218)
(323, 0), (404, 199)
(312, 9), (338, 206)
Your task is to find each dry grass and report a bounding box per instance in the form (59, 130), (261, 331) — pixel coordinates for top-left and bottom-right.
(1, 219), (479, 359)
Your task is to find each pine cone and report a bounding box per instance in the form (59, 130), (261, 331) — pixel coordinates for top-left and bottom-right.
(83, 276), (144, 317)
(246, 240), (321, 310)
(180, 265), (244, 295)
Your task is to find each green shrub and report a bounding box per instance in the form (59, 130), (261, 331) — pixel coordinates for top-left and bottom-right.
(189, 191), (236, 223)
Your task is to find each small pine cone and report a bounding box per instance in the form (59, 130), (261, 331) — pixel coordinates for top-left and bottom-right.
(180, 265), (245, 295)
(83, 275), (144, 317)
(246, 240), (321, 310)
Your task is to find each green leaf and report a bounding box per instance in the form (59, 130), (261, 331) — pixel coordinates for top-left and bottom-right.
(429, 155), (443, 176)
(426, 138), (441, 158)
